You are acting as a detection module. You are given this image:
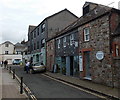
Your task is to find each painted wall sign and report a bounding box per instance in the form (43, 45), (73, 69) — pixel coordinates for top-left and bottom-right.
(96, 51), (104, 60)
(79, 56), (83, 71)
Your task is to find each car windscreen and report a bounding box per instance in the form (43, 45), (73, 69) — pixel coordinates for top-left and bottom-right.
(35, 63), (40, 66)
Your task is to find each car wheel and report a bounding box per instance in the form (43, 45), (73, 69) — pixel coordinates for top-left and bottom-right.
(31, 70), (35, 74)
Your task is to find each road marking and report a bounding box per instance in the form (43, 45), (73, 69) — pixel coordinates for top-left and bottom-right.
(42, 74), (107, 99)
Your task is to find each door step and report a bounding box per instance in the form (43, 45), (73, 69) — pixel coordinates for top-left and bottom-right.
(84, 77), (92, 80)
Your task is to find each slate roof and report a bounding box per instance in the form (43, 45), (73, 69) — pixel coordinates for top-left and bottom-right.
(47, 3), (114, 41)
(30, 9), (78, 34)
(1, 41), (14, 45)
(15, 42), (25, 47)
(45, 8), (78, 20)
(54, 4), (112, 38)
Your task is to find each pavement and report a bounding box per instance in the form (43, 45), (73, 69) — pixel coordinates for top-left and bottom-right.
(45, 72), (120, 99)
(0, 66), (27, 99)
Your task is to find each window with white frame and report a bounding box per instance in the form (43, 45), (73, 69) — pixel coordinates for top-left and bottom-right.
(58, 39), (60, 49)
(70, 34), (74, 46)
(84, 28), (90, 41)
(41, 23), (45, 33)
(63, 37), (66, 47)
(41, 39), (45, 48)
(115, 45), (119, 56)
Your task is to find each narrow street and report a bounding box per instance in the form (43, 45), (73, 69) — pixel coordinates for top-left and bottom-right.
(10, 66), (103, 99)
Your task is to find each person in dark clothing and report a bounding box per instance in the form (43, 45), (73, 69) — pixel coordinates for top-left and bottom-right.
(41, 62), (44, 65)
(4, 60), (8, 68)
(26, 61), (30, 73)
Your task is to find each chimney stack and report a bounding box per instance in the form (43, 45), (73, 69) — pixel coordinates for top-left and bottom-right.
(118, 1), (120, 9)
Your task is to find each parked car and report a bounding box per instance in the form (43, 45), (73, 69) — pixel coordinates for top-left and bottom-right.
(30, 63), (46, 74)
(13, 59), (22, 65)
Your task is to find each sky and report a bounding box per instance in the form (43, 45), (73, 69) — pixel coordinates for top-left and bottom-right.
(0, 0), (120, 44)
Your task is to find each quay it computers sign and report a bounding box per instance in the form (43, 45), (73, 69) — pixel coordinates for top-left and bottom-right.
(96, 51), (104, 60)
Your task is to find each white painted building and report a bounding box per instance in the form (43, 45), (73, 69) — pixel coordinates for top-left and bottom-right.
(0, 41), (23, 64)
(0, 41), (14, 55)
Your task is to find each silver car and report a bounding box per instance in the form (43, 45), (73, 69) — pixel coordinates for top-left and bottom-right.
(30, 63), (46, 74)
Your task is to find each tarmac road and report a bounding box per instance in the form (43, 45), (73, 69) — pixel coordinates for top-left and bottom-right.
(11, 66), (102, 99)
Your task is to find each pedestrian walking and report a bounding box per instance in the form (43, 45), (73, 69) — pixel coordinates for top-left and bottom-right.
(26, 61), (30, 73)
(4, 60), (8, 69)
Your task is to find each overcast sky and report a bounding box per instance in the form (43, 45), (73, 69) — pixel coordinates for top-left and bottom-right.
(0, 0), (120, 44)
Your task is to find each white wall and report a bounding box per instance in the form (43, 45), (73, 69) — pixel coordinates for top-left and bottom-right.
(0, 41), (23, 64)
(0, 43), (14, 54)
(0, 54), (22, 64)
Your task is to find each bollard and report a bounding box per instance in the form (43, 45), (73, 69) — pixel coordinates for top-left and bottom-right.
(20, 77), (23, 94)
(9, 66), (11, 73)
(13, 69), (15, 79)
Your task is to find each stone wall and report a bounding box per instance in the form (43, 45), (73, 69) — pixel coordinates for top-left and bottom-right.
(78, 15), (114, 86)
(113, 57), (120, 88)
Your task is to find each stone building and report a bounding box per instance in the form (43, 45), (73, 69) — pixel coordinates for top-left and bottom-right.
(28, 9), (78, 66)
(47, 2), (120, 87)
(111, 23), (120, 87)
(77, 2), (120, 87)
(76, 2), (120, 87)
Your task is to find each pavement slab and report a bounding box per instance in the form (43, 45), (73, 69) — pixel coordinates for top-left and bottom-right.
(0, 67), (27, 99)
(45, 72), (120, 99)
